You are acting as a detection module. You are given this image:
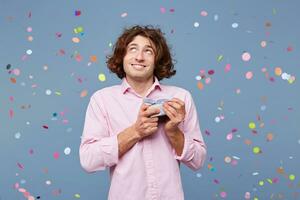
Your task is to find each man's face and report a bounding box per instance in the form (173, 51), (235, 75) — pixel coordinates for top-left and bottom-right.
(123, 35), (156, 81)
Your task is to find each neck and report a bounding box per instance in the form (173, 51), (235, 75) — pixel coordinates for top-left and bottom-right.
(126, 76), (155, 97)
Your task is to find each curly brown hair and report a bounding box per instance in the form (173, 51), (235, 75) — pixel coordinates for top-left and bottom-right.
(106, 25), (176, 81)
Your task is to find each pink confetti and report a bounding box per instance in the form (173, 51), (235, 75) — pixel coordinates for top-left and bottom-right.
(18, 188), (26, 193)
(213, 179), (220, 184)
(226, 133), (233, 140)
(9, 109), (14, 118)
(225, 64), (231, 72)
(242, 52), (251, 62)
(160, 7), (166, 13)
(245, 71), (253, 79)
(9, 96), (14, 102)
(169, 8), (175, 13)
(56, 32), (62, 38)
(29, 149), (34, 155)
(53, 152), (60, 159)
(200, 10), (208, 16)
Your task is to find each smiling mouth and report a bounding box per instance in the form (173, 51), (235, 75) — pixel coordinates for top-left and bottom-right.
(131, 64), (146, 69)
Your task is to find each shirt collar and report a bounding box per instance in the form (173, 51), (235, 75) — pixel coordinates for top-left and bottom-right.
(121, 76), (162, 94)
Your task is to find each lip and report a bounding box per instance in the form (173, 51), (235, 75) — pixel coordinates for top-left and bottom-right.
(131, 64), (146, 70)
(131, 64), (146, 67)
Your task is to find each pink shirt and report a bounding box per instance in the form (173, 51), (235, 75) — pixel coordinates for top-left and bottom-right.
(79, 77), (207, 200)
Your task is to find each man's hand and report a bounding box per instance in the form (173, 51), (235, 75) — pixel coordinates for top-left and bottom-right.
(132, 103), (160, 139)
(162, 98), (186, 133)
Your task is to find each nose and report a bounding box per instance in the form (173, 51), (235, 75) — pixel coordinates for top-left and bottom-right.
(135, 50), (144, 61)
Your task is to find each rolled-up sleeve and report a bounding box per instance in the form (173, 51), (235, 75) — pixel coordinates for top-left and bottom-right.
(174, 91), (207, 171)
(79, 94), (119, 173)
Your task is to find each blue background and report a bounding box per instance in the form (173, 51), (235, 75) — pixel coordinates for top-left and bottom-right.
(1, 0), (299, 199)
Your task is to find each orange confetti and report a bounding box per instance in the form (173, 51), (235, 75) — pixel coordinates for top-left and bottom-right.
(277, 167), (285, 174)
(10, 77), (17, 83)
(90, 55), (97, 62)
(197, 82), (204, 90)
(244, 139), (252, 145)
(266, 133), (274, 141)
(80, 89), (88, 98)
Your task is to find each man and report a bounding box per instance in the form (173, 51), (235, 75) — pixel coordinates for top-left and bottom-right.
(79, 25), (207, 200)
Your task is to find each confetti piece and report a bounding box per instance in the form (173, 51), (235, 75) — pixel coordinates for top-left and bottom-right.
(259, 180), (264, 186)
(74, 26), (84, 34)
(27, 27), (32, 32)
(90, 55), (97, 62)
(217, 55), (224, 62)
(289, 174), (295, 181)
(64, 147), (71, 155)
(46, 89), (52, 95)
(74, 194), (81, 198)
(287, 45), (293, 52)
(249, 122), (256, 129)
(274, 67), (282, 76)
(26, 49), (32, 55)
(72, 37), (80, 43)
(75, 10), (81, 16)
(200, 10), (208, 17)
(232, 22), (238, 28)
(56, 32), (62, 38)
(17, 162), (24, 169)
(244, 192), (251, 199)
(253, 146), (261, 154)
(15, 132), (21, 139)
(242, 52), (251, 62)
(220, 191), (227, 198)
(160, 7), (166, 14)
(266, 133), (274, 141)
(42, 125), (49, 129)
(53, 152), (60, 159)
(194, 22), (199, 27)
(9, 109), (14, 118)
(224, 64), (231, 72)
(245, 71), (253, 79)
(205, 77), (211, 84)
(80, 90), (88, 98)
(197, 82), (204, 90)
(121, 12), (128, 18)
(214, 14), (219, 21)
(10, 77), (17, 83)
(98, 73), (106, 81)
(260, 40), (267, 48)
(27, 36), (33, 41)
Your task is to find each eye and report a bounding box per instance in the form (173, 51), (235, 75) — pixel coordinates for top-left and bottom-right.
(145, 49), (153, 55)
(128, 47), (137, 52)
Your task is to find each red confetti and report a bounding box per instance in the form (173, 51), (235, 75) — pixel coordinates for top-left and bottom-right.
(208, 70), (215, 75)
(17, 162), (24, 169)
(42, 125), (49, 129)
(287, 46), (293, 52)
(75, 10), (81, 16)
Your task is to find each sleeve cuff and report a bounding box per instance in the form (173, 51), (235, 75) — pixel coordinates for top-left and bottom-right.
(173, 134), (195, 162)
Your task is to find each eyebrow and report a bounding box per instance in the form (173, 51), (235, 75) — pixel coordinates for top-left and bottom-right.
(127, 43), (154, 50)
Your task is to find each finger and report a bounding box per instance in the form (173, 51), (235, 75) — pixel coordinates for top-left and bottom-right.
(145, 107), (160, 117)
(170, 98), (185, 106)
(165, 101), (181, 110)
(140, 103), (150, 111)
(143, 116), (159, 123)
(143, 122), (158, 130)
(163, 104), (177, 119)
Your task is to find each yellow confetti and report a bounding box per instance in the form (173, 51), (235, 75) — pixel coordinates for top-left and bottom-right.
(98, 73), (106, 82)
